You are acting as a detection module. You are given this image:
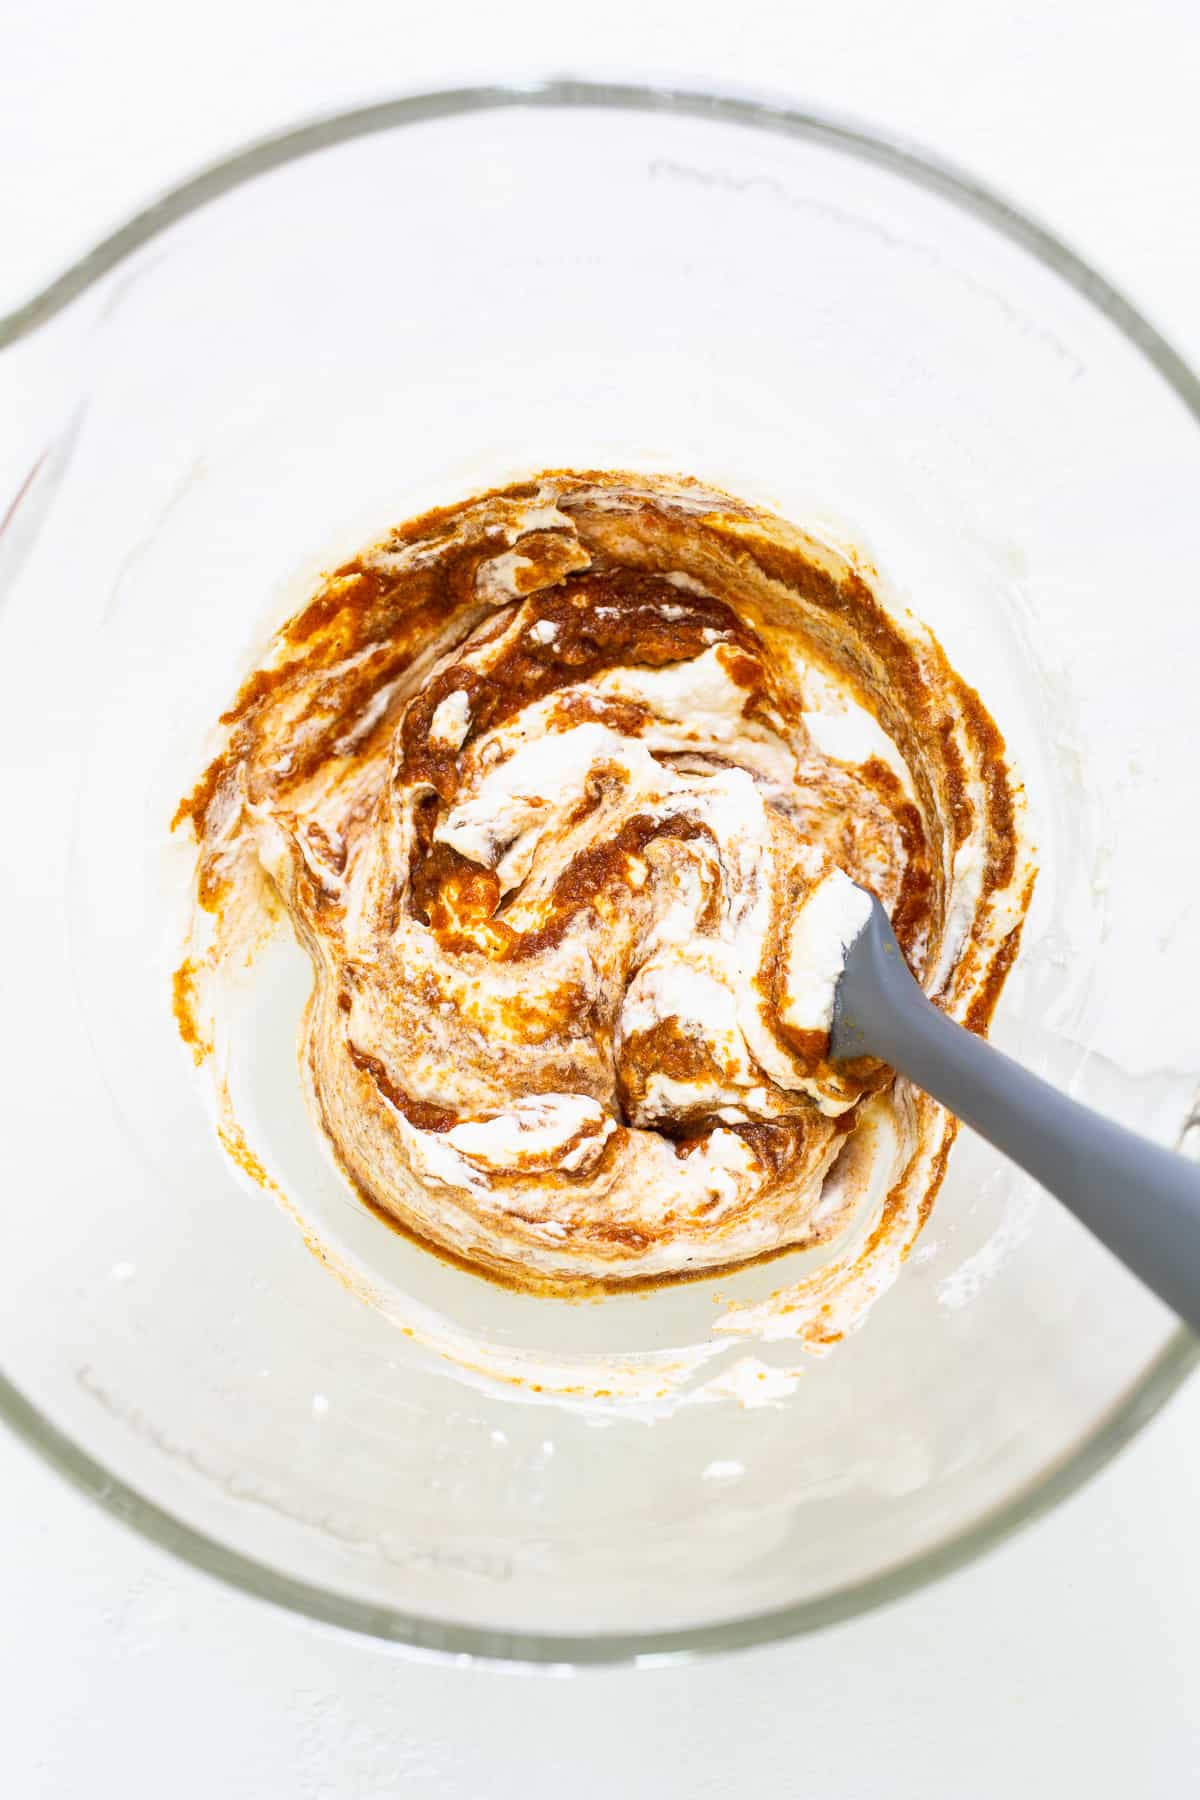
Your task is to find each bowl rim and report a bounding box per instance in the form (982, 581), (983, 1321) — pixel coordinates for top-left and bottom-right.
(1, 77), (1196, 1667)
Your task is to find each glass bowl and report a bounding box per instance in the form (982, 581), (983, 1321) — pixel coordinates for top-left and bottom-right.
(1, 81), (1197, 1665)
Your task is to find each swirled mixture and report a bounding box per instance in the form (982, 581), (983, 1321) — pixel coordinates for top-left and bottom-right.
(174, 471), (1032, 1334)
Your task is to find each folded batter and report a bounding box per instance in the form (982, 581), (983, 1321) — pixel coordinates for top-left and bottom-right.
(174, 471), (1031, 1314)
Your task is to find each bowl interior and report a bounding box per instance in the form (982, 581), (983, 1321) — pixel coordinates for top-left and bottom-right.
(1, 89), (1197, 1659)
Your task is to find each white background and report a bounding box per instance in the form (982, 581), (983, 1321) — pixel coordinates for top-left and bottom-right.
(3, 2), (1199, 1793)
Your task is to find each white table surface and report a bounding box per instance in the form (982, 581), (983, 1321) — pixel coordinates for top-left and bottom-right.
(3, 2), (1199, 1793)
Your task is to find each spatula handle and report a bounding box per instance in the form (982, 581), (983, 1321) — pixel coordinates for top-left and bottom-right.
(835, 901), (1200, 1332)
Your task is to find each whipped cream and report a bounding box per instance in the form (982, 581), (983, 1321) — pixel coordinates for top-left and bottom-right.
(780, 869), (875, 1038)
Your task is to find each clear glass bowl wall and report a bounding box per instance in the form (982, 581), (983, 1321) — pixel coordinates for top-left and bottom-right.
(0, 87), (1196, 1662)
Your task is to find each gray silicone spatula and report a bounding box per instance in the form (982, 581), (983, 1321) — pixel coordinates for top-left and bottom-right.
(832, 891), (1200, 1332)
